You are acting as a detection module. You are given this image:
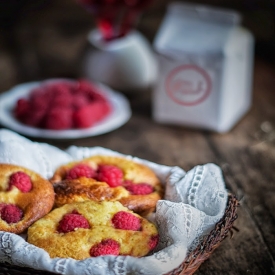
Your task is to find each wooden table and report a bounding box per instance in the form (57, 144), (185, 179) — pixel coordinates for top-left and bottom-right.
(0, 1), (275, 274)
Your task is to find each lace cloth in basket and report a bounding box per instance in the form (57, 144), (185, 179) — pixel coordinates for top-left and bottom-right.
(0, 129), (227, 275)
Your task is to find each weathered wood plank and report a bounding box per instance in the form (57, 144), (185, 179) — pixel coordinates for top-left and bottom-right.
(204, 60), (275, 274)
(196, 206), (274, 275)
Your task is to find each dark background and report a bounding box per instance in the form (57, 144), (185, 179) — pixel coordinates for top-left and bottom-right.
(0, 0), (274, 92)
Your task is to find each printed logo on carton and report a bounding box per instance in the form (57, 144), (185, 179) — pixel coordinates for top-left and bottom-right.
(165, 65), (212, 106)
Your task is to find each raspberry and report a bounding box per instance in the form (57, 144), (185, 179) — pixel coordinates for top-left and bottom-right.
(112, 211), (141, 231)
(149, 235), (159, 250)
(90, 239), (120, 257)
(73, 101), (110, 129)
(76, 79), (106, 101)
(8, 171), (32, 192)
(0, 204), (23, 224)
(21, 108), (46, 127)
(50, 82), (74, 108)
(14, 98), (30, 118)
(30, 91), (50, 111)
(96, 165), (123, 187)
(57, 212), (90, 233)
(72, 94), (90, 109)
(15, 93), (48, 127)
(124, 182), (154, 195)
(49, 82), (73, 96)
(66, 164), (96, 180)
(44, 107), (73, 130)
(51, 94), (73, 109)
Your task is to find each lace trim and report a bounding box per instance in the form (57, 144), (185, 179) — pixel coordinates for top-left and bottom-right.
(187, 211), (206, 254)
(113, 256), (127, 275)
(156, 201), (174, 250)
(187, 165), (204, 207)
(54, 258), (69, 274)
(0, 232), (13, 264)
(183, 204), (193, 239)
(210, 170), (226, 201)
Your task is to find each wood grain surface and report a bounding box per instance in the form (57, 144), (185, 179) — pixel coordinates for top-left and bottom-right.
(0, 1), (274, 274)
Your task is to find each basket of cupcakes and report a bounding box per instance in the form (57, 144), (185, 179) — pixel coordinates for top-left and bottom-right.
(0, 130), (238, 275)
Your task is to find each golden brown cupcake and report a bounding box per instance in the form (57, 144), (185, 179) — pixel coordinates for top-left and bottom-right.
(27, 200), (159, 260)
(0, 164), (54, 234)
(51, 155), (163, 216)
(53, 177), (130, 207)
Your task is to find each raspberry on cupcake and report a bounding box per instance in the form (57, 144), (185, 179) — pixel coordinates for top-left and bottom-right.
(66, 164), (96, 180)
(90, 239), (120, 257)
(57, 211), (90, 233)
(112, 211), (141, 231)
(0, 204), (23, 224)
(8, 171), (32, 193)
(96, 164), (123, 187)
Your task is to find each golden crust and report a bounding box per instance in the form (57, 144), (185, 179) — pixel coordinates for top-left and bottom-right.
(0, 164), (54, 234)
(51, 155), (161, 186)
(53, 177), (130, 207)
(50, 155), (164, 216)
(27, 200), (159, 260)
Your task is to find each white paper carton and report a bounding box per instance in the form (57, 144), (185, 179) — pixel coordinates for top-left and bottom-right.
(152, 2), (254, 132)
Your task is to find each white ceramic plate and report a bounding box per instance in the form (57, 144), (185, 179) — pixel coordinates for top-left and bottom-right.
(0, 80), (131, 139)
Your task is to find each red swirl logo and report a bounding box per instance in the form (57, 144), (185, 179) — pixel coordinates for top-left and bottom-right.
(166, 65), (212, 106)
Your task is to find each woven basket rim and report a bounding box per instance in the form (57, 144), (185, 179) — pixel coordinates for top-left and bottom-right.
(165, 193), (239, 275)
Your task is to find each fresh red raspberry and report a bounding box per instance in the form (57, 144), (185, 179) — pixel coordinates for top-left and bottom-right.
(49, 82), (74, 107)
(16, 92), (48, 127)
(31, 93), (49, 110)
(21, 108), (46, 127)
(0, 204), (23, 224)
(149, 235), (159, 250)
(73, 101), (110, 129)
(29, 89), (51, 114)
(14, 98), (30, 118)
(72, 94), (90, 109)
(86, 88), (108, 102)
(90, 239), (120, 257)
(124, 182), (154, 195)
(43, 107), (73, 130)
(14, 79), (111, 130)
(76, 79), (105, 101)
(51, 94), (73, 109)
(66, 164), (96, 180)
(112, 211), (141, 231)
(96, 165), (123, 187)
(8, 171), (32, 192)
(76, 79), (92, 92)
(49, 81), (73, 96)
(57, 212), (90, 233)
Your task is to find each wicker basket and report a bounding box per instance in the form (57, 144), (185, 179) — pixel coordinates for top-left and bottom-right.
(0, 194), (239, 275)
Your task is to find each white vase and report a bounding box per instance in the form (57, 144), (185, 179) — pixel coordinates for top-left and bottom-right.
(82, 29), (158, 93)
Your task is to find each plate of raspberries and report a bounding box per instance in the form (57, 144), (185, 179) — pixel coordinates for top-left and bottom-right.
(0, 79), (131, 139)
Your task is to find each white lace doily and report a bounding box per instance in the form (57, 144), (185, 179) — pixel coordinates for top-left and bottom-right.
(0, 129), (228, 275)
